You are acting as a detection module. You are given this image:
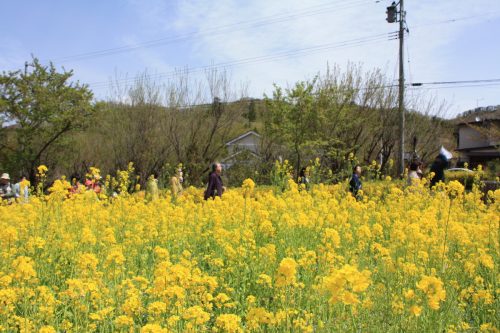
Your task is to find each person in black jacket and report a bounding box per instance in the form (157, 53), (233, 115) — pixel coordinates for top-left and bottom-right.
(429, 154), (448, 188)
(349, 165), (362, 199)
(204, 163), (225, 200)
(298, 167), (310, 190)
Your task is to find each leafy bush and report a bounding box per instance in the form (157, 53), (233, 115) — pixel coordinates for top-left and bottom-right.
(445, 168), (483, 190)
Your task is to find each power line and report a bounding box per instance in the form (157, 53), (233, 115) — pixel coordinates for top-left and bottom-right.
(410, 78), (500, 86)
(352, 80), (500, 92)
(72, 6), (499, 92)
(52, 0), (372, 63)
(364, 79), (500, 91)
(91, 36), (394, 88)
(56, 8), (493, 64)
(52, 7), (491, 90)
(91, 34), (396, 88)
(409, 11), (500, 30)
(89, 32), (398, 89)
(409, 82), (500, 90)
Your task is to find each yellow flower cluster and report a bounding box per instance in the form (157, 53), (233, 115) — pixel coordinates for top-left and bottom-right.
(242, 178), (256, 197)
(416, 275), (446, 310)
(275, 258), (298, 288)
(320, 264), (372, 305)
(37, 165), (48, 176)
(0, 178), (497, 332)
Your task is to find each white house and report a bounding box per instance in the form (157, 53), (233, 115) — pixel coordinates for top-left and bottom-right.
(221, 131), (261, 169)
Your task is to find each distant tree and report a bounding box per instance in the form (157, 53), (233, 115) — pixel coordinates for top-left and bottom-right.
(262, 64), (450, 181)
(247, 99), (257, 123)
(265, 80), (319, 178)
(68, 69), (247, 185)
(0, 58), (95, 181)
(161, 69), (247, 184)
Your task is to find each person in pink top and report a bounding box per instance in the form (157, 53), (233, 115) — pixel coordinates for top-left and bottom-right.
(85, 176), (101, 193)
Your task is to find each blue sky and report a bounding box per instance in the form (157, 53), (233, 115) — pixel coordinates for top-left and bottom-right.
(1, 0), (500, 117)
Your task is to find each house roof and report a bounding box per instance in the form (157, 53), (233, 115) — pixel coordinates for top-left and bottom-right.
(457, 118), (500, 126)
(221, 150), (260, 162)
(1, 123), (20, 130)
(225, 130), (261, 146)
(456, 109), (500, 126)
(456, 145), (500, 152)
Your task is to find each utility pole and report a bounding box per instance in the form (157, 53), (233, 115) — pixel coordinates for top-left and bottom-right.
(386, 1), (406, 176)
(398, 0), (405, 177)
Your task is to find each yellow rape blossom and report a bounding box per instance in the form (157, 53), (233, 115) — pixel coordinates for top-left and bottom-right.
(0, 176), (495, 332)
(275, 258), (298, 288)
(416, 275), (446, 310)
(38, 326), (56, 333)
(215, 314), (243, 333)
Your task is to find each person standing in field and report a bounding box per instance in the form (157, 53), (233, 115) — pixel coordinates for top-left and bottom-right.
(145, 173), (159, 202)
(14, 175), (30, 202)
(170, 167), (184, 199)
(407, 161), (423, 186)
(429, 154), (448, 188)
(299, 167), (310, 190)
(85, 174), (102, 194)
(0, 173), (15, 201)
(204, 163), (225, 200)
(349, 165), (362, 199)
(69, 174), (84, 195)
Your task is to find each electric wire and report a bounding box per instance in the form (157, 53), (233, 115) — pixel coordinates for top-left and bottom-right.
(52, 0), (373, 63)
(411, 79), (500, 86)
(409, 11), (500, 30)
(61, 7), (499, 92)
(89, 32), (398, 89)
(409, 82), (500, 91)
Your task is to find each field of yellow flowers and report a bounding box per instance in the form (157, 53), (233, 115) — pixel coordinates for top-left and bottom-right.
(0, 178), (498, 332)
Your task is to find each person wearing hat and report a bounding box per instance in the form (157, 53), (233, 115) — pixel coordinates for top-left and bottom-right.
(0, 173), (15, 200)
(429, 154), (449, 188)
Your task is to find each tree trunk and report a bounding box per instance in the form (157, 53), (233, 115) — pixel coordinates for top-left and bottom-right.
(295, 144), (301, 182)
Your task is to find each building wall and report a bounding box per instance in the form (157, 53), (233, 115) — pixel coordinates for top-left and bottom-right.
(458, 126), (489, 150)
(227, 134), (260, 154)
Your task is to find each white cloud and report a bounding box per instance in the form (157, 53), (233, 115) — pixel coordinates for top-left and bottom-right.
(164, 0), (500, 115)
(4, 0), (499, 115)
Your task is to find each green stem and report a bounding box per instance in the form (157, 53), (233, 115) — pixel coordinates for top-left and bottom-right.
(441, 198), (453, 274)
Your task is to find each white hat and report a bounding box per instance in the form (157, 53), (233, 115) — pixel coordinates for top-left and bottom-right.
(440, 146), (453, 161)
(0, 173), (10, 180)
